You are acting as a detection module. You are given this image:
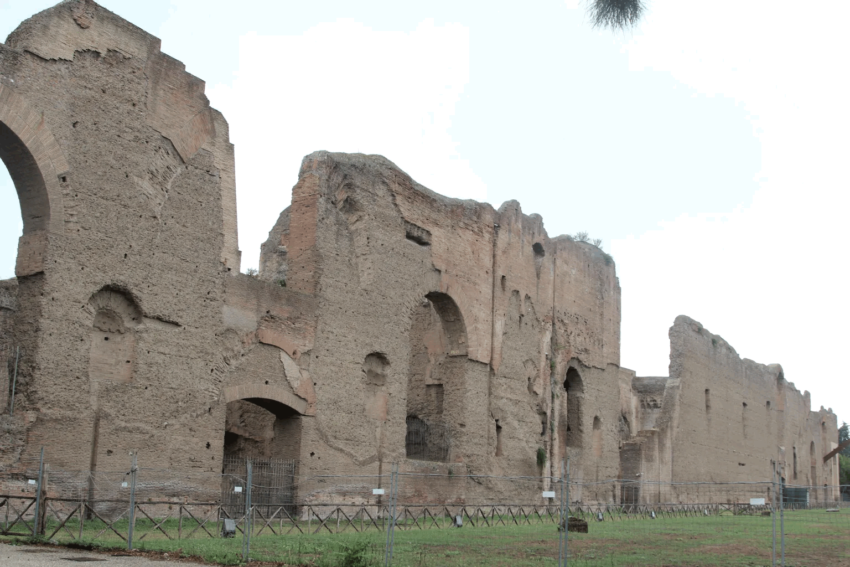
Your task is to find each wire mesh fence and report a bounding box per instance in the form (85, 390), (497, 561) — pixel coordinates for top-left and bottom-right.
(1, 451), (848, 566)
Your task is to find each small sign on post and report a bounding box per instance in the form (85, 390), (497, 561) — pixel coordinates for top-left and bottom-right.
(750, 498), (766, 505)
(542, 491), (556, 498)
(28, 479), (36, 485)
(372, 488), (385, 495)
(234, 486), (243, 493)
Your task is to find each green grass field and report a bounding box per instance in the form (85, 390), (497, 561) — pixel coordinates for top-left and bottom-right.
(3, 508), (848, 566)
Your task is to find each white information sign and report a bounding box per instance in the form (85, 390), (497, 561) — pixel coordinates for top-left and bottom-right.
(372, 488), (385, 495)
(234, 486), (243, 493)
(121, 482), (128, 488)
(750, 498), (765, 505)
(542, 491), (556, 498)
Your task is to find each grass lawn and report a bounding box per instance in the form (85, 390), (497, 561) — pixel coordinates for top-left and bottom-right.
(2, 508), (848, 566)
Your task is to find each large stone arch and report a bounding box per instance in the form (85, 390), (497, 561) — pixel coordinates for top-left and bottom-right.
(221, 383), (307, 468)
(222, 384), (309, 417)
(0, 84), (68, 276)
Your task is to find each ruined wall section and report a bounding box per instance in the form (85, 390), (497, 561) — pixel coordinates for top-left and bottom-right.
(262, 151), (625, 502)
(549, 236), (621, 494)
(259, 207), (290, 285)
(274, 152), (497, 495)
(0, 279), (18, 414)
(488, 201), (553, 482)
(486, 197), (621, 493)
(0, 0), (240, 478)
(618, 374), (679, 503)
(667, 316), (839, 499)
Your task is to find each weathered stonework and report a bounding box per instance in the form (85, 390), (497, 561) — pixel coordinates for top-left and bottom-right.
(0, 1), (840, 505)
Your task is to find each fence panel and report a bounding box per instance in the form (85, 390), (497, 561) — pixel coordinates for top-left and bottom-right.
(1, 455), (848, 566)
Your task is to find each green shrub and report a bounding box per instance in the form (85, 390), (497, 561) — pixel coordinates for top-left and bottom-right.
(319, 538), (379, 567)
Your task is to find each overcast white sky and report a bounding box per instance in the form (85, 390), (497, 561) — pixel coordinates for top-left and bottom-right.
(1, 1), (848, 424)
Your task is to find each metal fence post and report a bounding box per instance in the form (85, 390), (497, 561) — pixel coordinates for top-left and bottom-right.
(242, 459), (252, 563)
(780, 470), (785, 567)
(565, 458), (570, 566)
(558, 459), (566, 567)
(384, 465), (391, 567)
(32, 447), (44, 537)
(391, 463), (399, 561)
(384, 462), (398, 567)
(128, 452), (138, 550)
(771, 462), (776, 567)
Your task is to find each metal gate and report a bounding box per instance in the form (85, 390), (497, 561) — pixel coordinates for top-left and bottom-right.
(221, 456), (297, 518)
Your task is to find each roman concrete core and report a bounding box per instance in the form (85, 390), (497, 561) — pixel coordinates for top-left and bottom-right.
(0, 0), (841, 505)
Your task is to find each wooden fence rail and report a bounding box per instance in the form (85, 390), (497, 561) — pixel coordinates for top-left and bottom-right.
(0, 495), (814, 543)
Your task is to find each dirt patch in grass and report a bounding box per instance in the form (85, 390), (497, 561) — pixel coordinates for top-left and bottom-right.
(693, 543), (764, 555)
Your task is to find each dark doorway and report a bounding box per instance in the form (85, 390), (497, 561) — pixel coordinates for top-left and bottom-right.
(406, 292), (468, 462)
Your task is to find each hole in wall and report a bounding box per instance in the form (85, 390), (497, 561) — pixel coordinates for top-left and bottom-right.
(532, 243), (545, 278)
(532, 242), (545, 257)
(404, 220), (432, 246)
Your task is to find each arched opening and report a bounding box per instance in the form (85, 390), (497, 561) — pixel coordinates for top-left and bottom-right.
(224, 397), (302, 461)
(83, 287), (142, 509)
(363, 352), (390, 421)
(0, 159), (20, 280)
(222, 396), (302, 517)
(0, 120), (41, 409)
(564, 366), (584, 449)
(0, 120), (54, 238)
(0, 95), (67, 414)
(406, 292), (467, 462)
(87, 287), (142, 384)
(0, 107), (64, 281)
(792, 446), (798, 480)
(618, 414), (630, 448)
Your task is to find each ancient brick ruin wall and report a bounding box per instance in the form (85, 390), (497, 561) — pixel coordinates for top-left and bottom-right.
(621, 316), (840, 504)
(0, 279), (17, 410)
(248, 151), (623, 502)
(0, 1), (840, 507)
(0, 1), (239, 497)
